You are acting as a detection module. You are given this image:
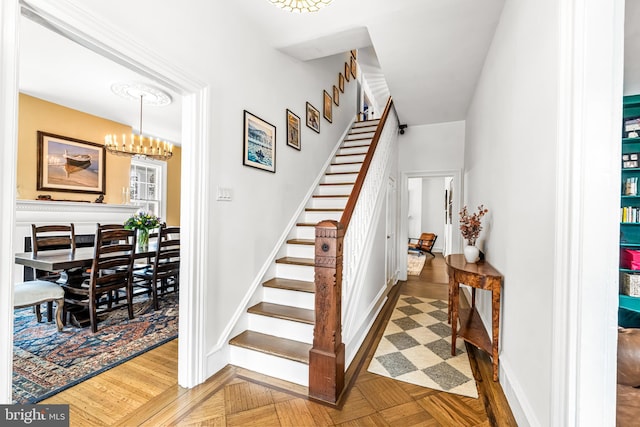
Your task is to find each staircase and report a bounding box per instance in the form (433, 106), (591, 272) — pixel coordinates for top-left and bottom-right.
(228, 118), (381, 386)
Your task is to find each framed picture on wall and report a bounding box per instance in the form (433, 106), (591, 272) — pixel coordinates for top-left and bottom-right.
(37, 131), (106, 194)
(333, 85), (340, 106)
(350, 56), (357, 79)
(243, 110), (276, 173)
(344, 62), (350, 82)
(323, 90), (333, 123)
(286, 109), (301, 150)
(339, 73), (345, 93)
(306, 102), (320, 133)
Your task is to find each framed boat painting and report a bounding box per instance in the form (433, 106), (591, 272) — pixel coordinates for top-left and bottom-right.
(243, 110), (276, 173)
(37, 131), (106, 194)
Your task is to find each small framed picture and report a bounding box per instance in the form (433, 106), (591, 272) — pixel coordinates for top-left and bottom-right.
(632, 153), (639, 161)
(339, 73), (345, 93)
(306, 102), (320, 134)
(243, 110), (276, 173)
(286, 109), (301, 150)
(344, 62), (350, 82)
(37, 131), (106, 194)
(333, 85), (339, 106)
(350, 56), (357, 79)
(323, 90), (333, 123)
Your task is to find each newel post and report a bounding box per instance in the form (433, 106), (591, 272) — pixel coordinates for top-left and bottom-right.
(309, 220), (345, 404)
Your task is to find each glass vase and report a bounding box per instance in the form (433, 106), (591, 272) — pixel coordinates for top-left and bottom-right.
(137, 228), (149, 252)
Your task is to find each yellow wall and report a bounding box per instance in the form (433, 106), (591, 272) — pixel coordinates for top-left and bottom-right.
(18, 93), (181, 223)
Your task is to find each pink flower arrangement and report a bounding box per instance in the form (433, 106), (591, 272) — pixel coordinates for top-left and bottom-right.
(459, 205), (488, 246)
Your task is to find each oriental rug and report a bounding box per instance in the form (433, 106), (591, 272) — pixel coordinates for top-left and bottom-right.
(12, 293), (178, 404)
(367, 295), (478, 398)
(407, 252), (427, 275)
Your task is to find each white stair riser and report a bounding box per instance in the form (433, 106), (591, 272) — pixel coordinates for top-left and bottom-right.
(317, 184), (354, 195)
(347, 131), (375, 139)
(304, 210), (342, 222)
(342, 139), (372, 148)
(323, 173), (359, 184)
(275, 263), (314, 281)
(353, 120), (379, 127)
(247, 313), (314, 342)
(309, 197), (348, 209)
(328, 163), (361, 174)
(294, 226), (315, 240)
(262, 287), (315, 311)
(339, 146), (369, 156)
(333, 154), (366, 164)
(229, 345), (309, 386)
(286, 243), (315, 258)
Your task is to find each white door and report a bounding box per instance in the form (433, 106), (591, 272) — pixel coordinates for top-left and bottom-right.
(386, 177), (397, 286)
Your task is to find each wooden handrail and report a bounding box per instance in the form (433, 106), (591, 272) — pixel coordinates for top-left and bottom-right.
(309, 97), (394, 405)
(340, 97), (394, 230)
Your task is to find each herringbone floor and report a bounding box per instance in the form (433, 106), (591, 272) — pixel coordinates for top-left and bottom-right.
(42, 254), (516, 426)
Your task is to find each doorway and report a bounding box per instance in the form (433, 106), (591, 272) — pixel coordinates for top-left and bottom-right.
(0, 1), (210, 403)
(399, 169), (462, 281)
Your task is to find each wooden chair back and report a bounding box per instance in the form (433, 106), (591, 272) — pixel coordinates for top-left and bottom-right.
(31, 224), (76, 255)
(152, 225), (180, 283)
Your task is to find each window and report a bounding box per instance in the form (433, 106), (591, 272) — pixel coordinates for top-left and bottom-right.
(130, 158), (167, 220)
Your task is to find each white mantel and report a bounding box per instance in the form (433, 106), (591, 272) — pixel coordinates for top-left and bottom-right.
(13, 200), (139, 282)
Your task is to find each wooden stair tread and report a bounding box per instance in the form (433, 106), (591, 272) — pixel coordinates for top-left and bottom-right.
(344, 137), (373, 141)
(331, 161), (363, 165)
(319, 182), (355, 186)
(325, 171), (359, 175)
(275, 256), (314, 267)
(305, 208), (343, 212)
(296, 222), (316, 227)
(229, 331), (311, 364)
(286, 238), (315, 245)
(336, 152), (365, 157)
(263, 277), (315, 293)
(312, 194), (350, 198)
(247, 302), (315, 324)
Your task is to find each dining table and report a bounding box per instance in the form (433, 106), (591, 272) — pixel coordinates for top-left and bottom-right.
(15, 245), (156, 327)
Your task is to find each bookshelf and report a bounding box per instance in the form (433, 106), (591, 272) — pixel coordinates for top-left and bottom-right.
(620, 95), (640, 326)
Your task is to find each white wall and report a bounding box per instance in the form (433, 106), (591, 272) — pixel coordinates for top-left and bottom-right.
(398, 121), (465, 172)
(464, 0), (621, 424)
(464, 1), (559, 424)
(61, 0), (359, 373)
(421, 177), (445, 253)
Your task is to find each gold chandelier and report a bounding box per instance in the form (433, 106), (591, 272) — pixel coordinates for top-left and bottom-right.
(105, 83), (174, 161)
(267, 0), (333, 13)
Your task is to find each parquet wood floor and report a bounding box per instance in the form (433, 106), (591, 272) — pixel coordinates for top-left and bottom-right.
(41, 253), (516, 426)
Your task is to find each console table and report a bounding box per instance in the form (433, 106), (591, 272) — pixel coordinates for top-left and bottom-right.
(446, 254), (503, 381)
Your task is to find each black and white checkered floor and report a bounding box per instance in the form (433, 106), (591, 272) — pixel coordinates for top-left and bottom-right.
(367, 295), (479, 398)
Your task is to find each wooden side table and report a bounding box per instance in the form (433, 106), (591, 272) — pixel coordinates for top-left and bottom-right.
(446, 254), (503, 381)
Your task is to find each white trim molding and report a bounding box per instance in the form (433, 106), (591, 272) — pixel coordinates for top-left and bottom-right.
(0, 0), (20, 404)
(551, 0), (623, 425)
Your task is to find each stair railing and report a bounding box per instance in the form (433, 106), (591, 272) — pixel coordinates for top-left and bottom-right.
(310, 97), (395, 404)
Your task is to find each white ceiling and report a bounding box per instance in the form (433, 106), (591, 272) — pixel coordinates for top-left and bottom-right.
(18, 0), (640, 143)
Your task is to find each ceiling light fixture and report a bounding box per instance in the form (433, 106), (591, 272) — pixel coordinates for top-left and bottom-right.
(267, 0), (333, 13)
(104, 82), (174, 161)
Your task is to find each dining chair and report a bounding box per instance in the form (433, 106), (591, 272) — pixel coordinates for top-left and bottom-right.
(13, 281), (64, 331)
(133, 225), (180, 310)
(61, 227), (137, 333)
(25, 224), (76, 323)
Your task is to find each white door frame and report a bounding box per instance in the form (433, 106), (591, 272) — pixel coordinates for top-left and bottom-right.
(399, 169), (462, 281)
(0, 0), (211, 402)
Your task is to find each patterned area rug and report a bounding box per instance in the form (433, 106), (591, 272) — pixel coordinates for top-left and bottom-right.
(367, 295), (478, 398)
(407, 253), (426, 275)
(12, 293), (178, 404)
